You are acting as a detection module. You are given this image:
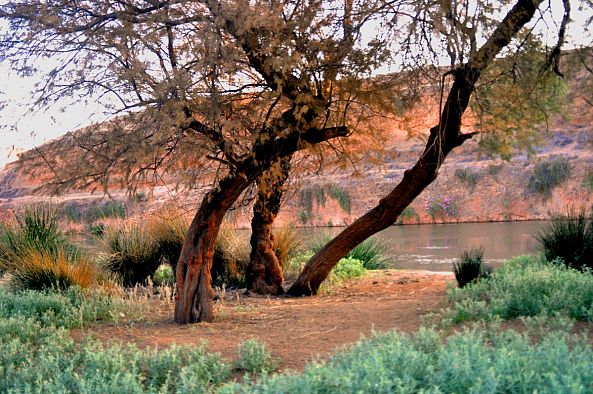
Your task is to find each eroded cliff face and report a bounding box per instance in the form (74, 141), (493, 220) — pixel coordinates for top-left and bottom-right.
(1, 79), (592, 227)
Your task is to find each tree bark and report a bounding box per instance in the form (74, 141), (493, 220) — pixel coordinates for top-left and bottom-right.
(174, 172), (253, 324)
(246, 156), (291, 295)
(287, 0), (544, 296)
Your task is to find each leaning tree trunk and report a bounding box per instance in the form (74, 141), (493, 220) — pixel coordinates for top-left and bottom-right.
(287, 0), (543, 296)
(174, 172), (253, 324)
(246, 155), (291, 295)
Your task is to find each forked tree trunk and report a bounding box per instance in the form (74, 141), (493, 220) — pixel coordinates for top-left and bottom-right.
(174, 172), (252, 324)
(287, 0), (543, 296)
(174, 125), (349, 323)
(246, 156), (291, 295)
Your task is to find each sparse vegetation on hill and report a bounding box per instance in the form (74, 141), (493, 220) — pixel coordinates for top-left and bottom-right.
(454, 168), (480, 193)
(528, 157), (571, 199)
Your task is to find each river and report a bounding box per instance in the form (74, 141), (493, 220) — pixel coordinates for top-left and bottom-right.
(370, 221), (546, 271)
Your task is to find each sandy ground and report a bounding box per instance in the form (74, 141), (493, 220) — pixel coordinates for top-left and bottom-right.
(72, 270), (453, 371)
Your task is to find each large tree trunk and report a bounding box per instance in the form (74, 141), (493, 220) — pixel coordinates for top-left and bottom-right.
(174, 172), (253, 324)
(246, 156), (291, 295)
(174, 125), (349, 323)
(287, 0), (543, 296)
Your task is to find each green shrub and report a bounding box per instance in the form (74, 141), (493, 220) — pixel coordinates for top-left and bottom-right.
(528, 157), (571, 199)
(153, 264), (175, 286)
(454, 168), (480, 192)
(0, 287), (132, 328)
(332, 257), (366, 279)
(0, 316), (230, 393)
(234, 339), (278, 374)
(284, 251), (313, 280)
(536, 210), (593, 271)
(446, 255), (593, 324)
(453, 247), (491, 288)
(347, 238), (389, 269)
(236, 328), (593, 393)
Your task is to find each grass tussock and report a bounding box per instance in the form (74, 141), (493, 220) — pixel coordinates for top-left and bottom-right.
(0, 204), (97, 290)
(100, 222), (162, 286)
(536, 209), (593, 271)
(6, 249), (101, 291)
(453, 247), (491, 288)
(272, 226), (303, 268)
(308, 233), (389, 270)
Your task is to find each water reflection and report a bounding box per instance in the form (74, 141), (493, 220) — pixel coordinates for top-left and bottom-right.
(373, 221), (545, 271)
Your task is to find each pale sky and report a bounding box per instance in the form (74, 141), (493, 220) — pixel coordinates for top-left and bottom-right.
(0, 2), (590, 169)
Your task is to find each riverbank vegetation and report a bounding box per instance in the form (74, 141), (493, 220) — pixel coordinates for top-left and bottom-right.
(1, 206), (593, 392)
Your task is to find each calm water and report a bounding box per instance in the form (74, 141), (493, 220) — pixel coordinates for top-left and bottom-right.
(306, 221), (547, 272)
(371, 221), (546, 271)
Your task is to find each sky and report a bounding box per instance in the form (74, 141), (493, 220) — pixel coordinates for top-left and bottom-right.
(0, 1), (591, 169)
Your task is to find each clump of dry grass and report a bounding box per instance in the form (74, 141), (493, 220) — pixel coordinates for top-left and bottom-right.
(273, 226), (303, 268)
(0, 204), (104, 290)
(100, 222), (162, 286)
(5, 249), (102, 291)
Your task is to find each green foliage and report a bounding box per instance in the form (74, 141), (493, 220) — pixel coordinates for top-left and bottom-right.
(453, 247), (491, 288)
(528, 157), (571, 199)
(235, 339), (278, 374)
(308, 233), (388, 270)
(283, 251), (314, 280)
(153, 264), (175, 286)
(298, 183), (351, 224)
(536, 210), (593, 271)
(454, 168), (480, 192)
(332, 257), (366, 279)
(0, 317), (230, 393)
(236, 328), (593, 393)
(346, 238), (389, 269)
(446, 255), (593, 324)
(0, 287), (132, 328)
(423, 196), (459, 222)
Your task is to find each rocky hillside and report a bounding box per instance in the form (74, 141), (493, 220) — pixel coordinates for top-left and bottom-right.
(1, 85), (592, 228)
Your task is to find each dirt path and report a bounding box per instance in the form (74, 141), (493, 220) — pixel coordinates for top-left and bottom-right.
(73, 270), (452, 371)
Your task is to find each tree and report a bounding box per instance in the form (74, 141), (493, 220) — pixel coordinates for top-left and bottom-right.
(288, 0), (572, 295)
(246, 155), (291, 295)
(0, 0), (398, 322)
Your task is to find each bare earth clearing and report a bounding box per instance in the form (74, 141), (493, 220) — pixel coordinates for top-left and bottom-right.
(72, 270), (452, 371)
